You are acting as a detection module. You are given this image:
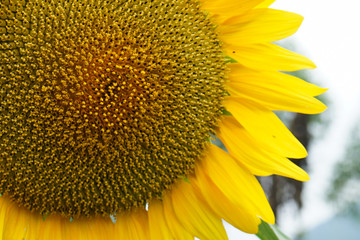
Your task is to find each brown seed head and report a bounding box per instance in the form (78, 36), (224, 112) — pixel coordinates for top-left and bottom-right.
(0, 0), (226, 218)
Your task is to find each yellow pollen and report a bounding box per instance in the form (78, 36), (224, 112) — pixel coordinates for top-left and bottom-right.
(0, 0), (226, 218)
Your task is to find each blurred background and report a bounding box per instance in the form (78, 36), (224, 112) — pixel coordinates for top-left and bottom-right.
(226, 0), (360, 239)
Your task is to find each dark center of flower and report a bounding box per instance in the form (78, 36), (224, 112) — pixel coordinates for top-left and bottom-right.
(0, 0), (226, 218)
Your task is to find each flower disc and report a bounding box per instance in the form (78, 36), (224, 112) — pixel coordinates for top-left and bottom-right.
(0, 0), (226, 217)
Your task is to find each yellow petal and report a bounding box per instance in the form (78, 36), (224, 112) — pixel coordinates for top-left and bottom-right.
(168, 180), (228, 240)
(228, 82), (326, 113)
(218, 116), (309, 181)
(229, 64), (326, 97)
(115, 208), (149, 240)
(219, 9), (303, 45)
(39, 214), (114, 240)
(193, 166), (261, 233)
(227, 66), (327, 114)
(0, 198), (115, 240)
(3, 204), (25, 240)
(201, 145), (275, 224)
(200, 0), (264, 20)
(256, 0), (276, 8)
(0, 197), (7, 239)
(2, 199), (29, 240)
(0, 197), (44, 240)
(162, 194), (193, 240)
(225, 97), (307, 158)
(226, 43), (316, 71)
(0, 199), (115, 240)
(38, 215), (67, 240)
(148, 200), (173, 240)
(83, 217), (115, 240)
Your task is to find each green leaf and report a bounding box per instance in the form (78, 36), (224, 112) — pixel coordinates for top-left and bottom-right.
(222, 109), (232, 116)
(256, 220), (291, 240)
(224, 56), (238, 63)
(181, 175), (190, 183)
(42, 212), (49, 221)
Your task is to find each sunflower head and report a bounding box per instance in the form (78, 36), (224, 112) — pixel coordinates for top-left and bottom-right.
(0, 0), (228, 218)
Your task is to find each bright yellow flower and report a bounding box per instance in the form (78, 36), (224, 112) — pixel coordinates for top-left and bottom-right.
(0, 0), (326, 239)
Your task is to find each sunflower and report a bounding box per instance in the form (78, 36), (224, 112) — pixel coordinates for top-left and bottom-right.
(0, 0), (325, 239)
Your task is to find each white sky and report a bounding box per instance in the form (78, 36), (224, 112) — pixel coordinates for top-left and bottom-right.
(229, 0), (360, 239)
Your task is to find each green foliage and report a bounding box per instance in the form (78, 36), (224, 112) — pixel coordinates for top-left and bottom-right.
(256, 221), (291, 240)
(328, 125), (360, 212)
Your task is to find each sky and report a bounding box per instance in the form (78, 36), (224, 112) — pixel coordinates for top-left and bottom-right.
(229, 0), (360, 239)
